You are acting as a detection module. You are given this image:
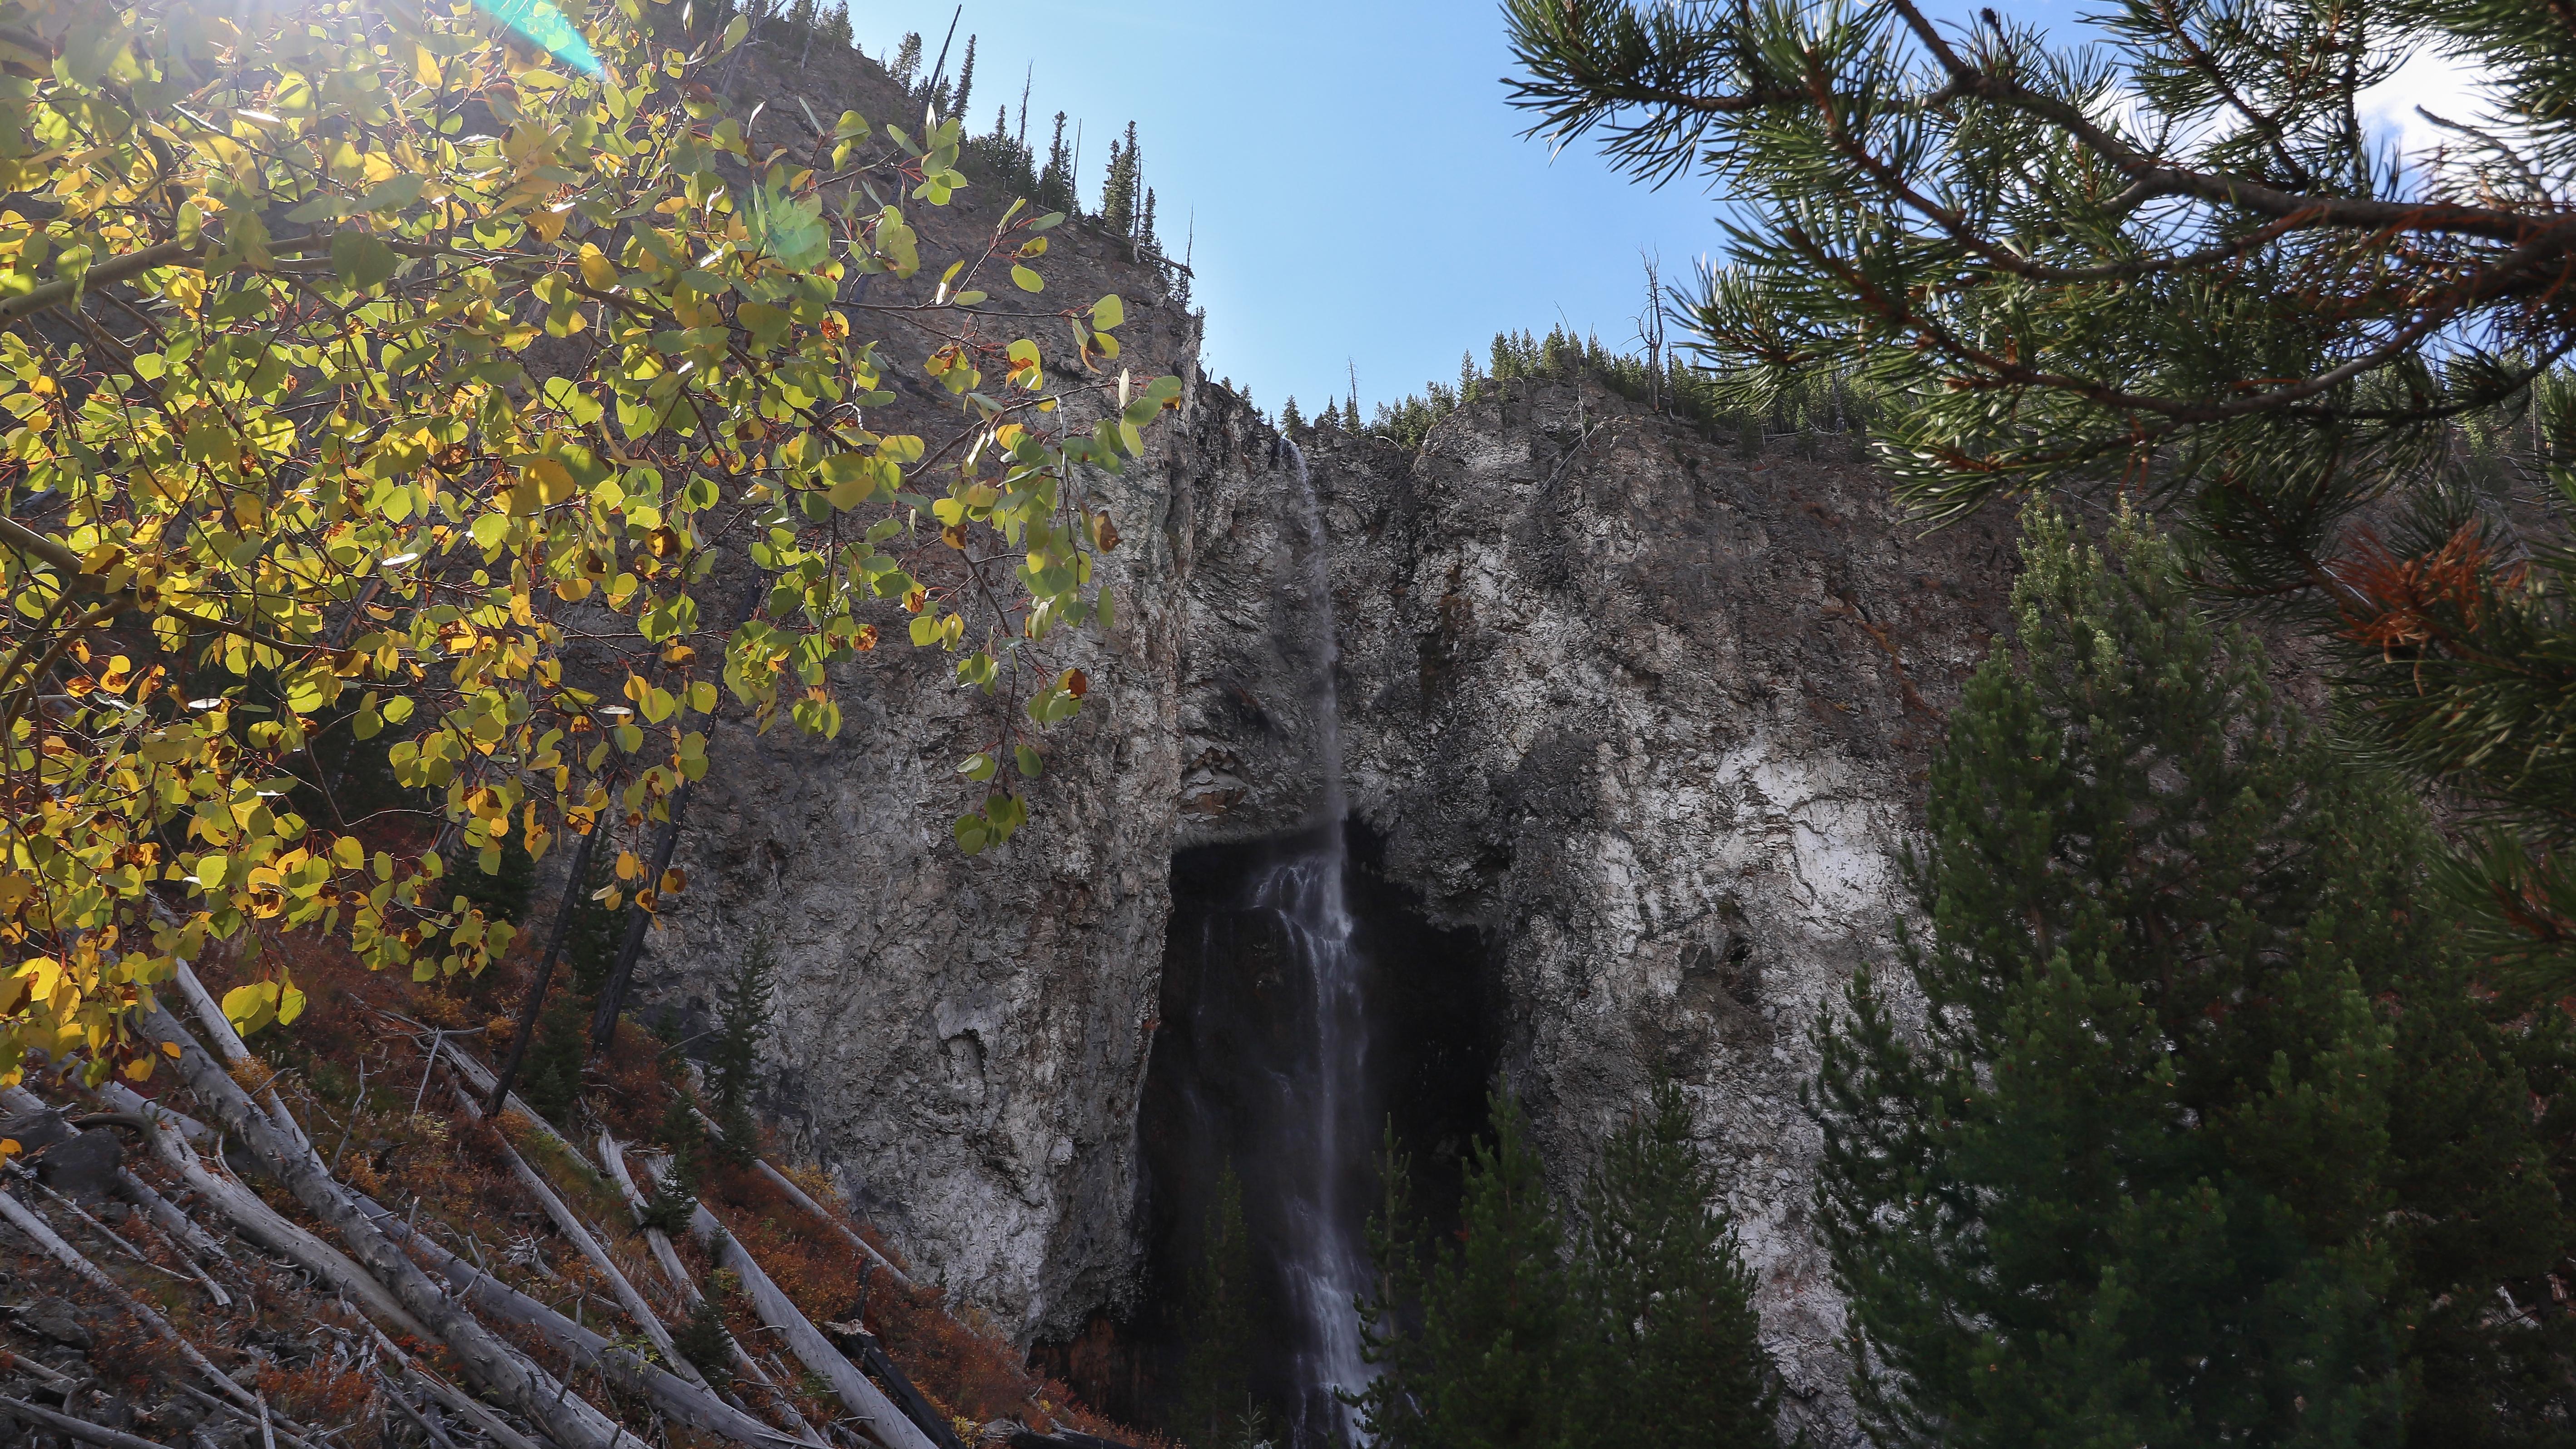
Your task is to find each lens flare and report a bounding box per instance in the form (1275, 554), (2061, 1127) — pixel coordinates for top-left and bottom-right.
(473, 0), (602, 74)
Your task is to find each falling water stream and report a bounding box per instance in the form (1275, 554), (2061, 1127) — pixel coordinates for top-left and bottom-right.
(1262, 438), (1374, 1443)
(1118, 444), (1492, 1449)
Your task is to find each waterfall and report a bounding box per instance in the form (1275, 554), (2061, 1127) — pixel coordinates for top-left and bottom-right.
(1283, 438), (1345, 824)
(1265, 436), (1372, 1444)
(1133, 445), (1491, 1449)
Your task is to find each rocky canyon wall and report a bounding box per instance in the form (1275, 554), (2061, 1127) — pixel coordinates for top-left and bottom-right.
(638, 42), (2019, 1441)
(1166, 389), (2016, 1425)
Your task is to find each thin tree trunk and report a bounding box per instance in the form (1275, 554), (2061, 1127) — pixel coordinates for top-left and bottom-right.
(590, 784), (690, 1053)
(490, 821), (604, 1115)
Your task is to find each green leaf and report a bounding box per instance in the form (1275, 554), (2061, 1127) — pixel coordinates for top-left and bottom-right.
(364, 175), (426, 212)
(1091, 294), (1124, 330)
(1016, 744), (1042, 779)
(1012, 265), (1043, 293)
(331, 232), (398, 292)
(738, 301), (791, 345)
(221, 982), (277, 1037)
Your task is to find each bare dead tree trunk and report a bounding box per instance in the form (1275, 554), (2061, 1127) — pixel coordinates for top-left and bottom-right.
(131, 1002), (628, 1449)
(450, 1077), (707, 1387)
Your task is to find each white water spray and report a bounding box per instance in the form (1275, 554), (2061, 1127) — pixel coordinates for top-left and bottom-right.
(1263, 438), (1372, 1445)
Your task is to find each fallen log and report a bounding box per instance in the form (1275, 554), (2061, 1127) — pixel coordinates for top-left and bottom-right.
(114, 1088), (431, 1342)
(351, 1191), (826, 1449)
(9, 1160), (228, 1308)
(115, 1162), (234, 1268)
(131, 1001), (629, 1449)
(595, 1133), (711, 1307)
(0, 1393), (178, 1449)
(91, 1082), (211, 1145)
(719, 1129), (914, 1290)
(0, 1088), (231, 1270)
(366, 1330), (548, 1449)
(651, 1161), (939, 1449)
(380, 1371), (468, 1449)
(1007, 1430), (1145, 1449)
(840, 1328), (969, 1449)
(447, 1077), (708, 1389)
(595, 1133), (825, 1438)
(169, 1384), (327, 1449)
(172, 961), (310, 1151)
(449, 1042), (913, 1295)
(445, 1037), (914, 1447)
(0, 1185), (253, 1409)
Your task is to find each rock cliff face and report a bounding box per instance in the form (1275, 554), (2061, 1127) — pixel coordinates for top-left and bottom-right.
(644, 41), (2016, 1443)
(1164, 388), (2015, 1429)
(654, 373), (2010, 1420)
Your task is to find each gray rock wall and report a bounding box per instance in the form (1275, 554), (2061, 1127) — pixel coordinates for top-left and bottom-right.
(638, 44), (2015, 1434)
(1170, 384), (2013, 1431)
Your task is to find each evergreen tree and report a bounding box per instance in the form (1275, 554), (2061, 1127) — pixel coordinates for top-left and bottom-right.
(1576, 1080), (1776, 1449)
(1037, 112), (1073, 214)
(1100, 122), (1141, 238)
(1353, 1092), (1582, 1449)
(641, 1091), (708, 1233)
(888, 30), (921, 89)
(706, 930), (778, 1167)
(1168, 1164), (1271, 1447)
(565, 838), (623, 995)
(1279, 397), (1304, 434)
(1813, 506), (2576, 1449)
(818, 0), (849, 52)
(517, 986), (592, 1129)
(1139, 187), (1159, 257)
(950, 35), (976, 122)
(671, 1295), (734, 1389)
(1502, 0), (2576, 970)
(516, 844), (619, 1127)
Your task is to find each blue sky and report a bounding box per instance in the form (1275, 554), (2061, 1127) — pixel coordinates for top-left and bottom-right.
(841, 1), (2484, 418)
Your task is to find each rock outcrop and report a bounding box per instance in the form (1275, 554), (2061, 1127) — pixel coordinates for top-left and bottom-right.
(641, 40), (2016, 1443)
(1163, 389), (2013, 1428)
